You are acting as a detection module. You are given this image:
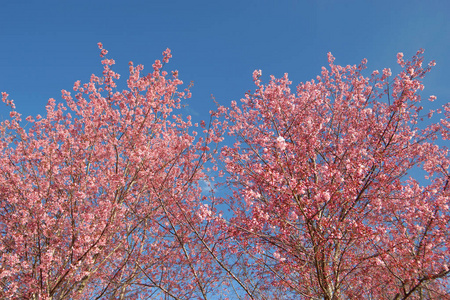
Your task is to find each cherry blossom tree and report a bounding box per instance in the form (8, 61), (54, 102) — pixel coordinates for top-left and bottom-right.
(0, 44), (235, 299)
(215, 50), (449, 299)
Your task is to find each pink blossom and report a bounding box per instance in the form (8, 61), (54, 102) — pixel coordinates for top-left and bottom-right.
(276, 135), (287, 150)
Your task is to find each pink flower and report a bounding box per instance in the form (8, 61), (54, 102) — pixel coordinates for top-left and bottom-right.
(162, 48), (172, 63)
(273, 251), (286, 262)
(397, 52), (404, 64)
(276, 136), (287, 151)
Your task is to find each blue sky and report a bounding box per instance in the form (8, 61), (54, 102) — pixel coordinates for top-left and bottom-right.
(1, 0), (449, 125)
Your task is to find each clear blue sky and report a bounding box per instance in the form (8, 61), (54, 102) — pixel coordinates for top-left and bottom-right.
(1, 0), (449, 124)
